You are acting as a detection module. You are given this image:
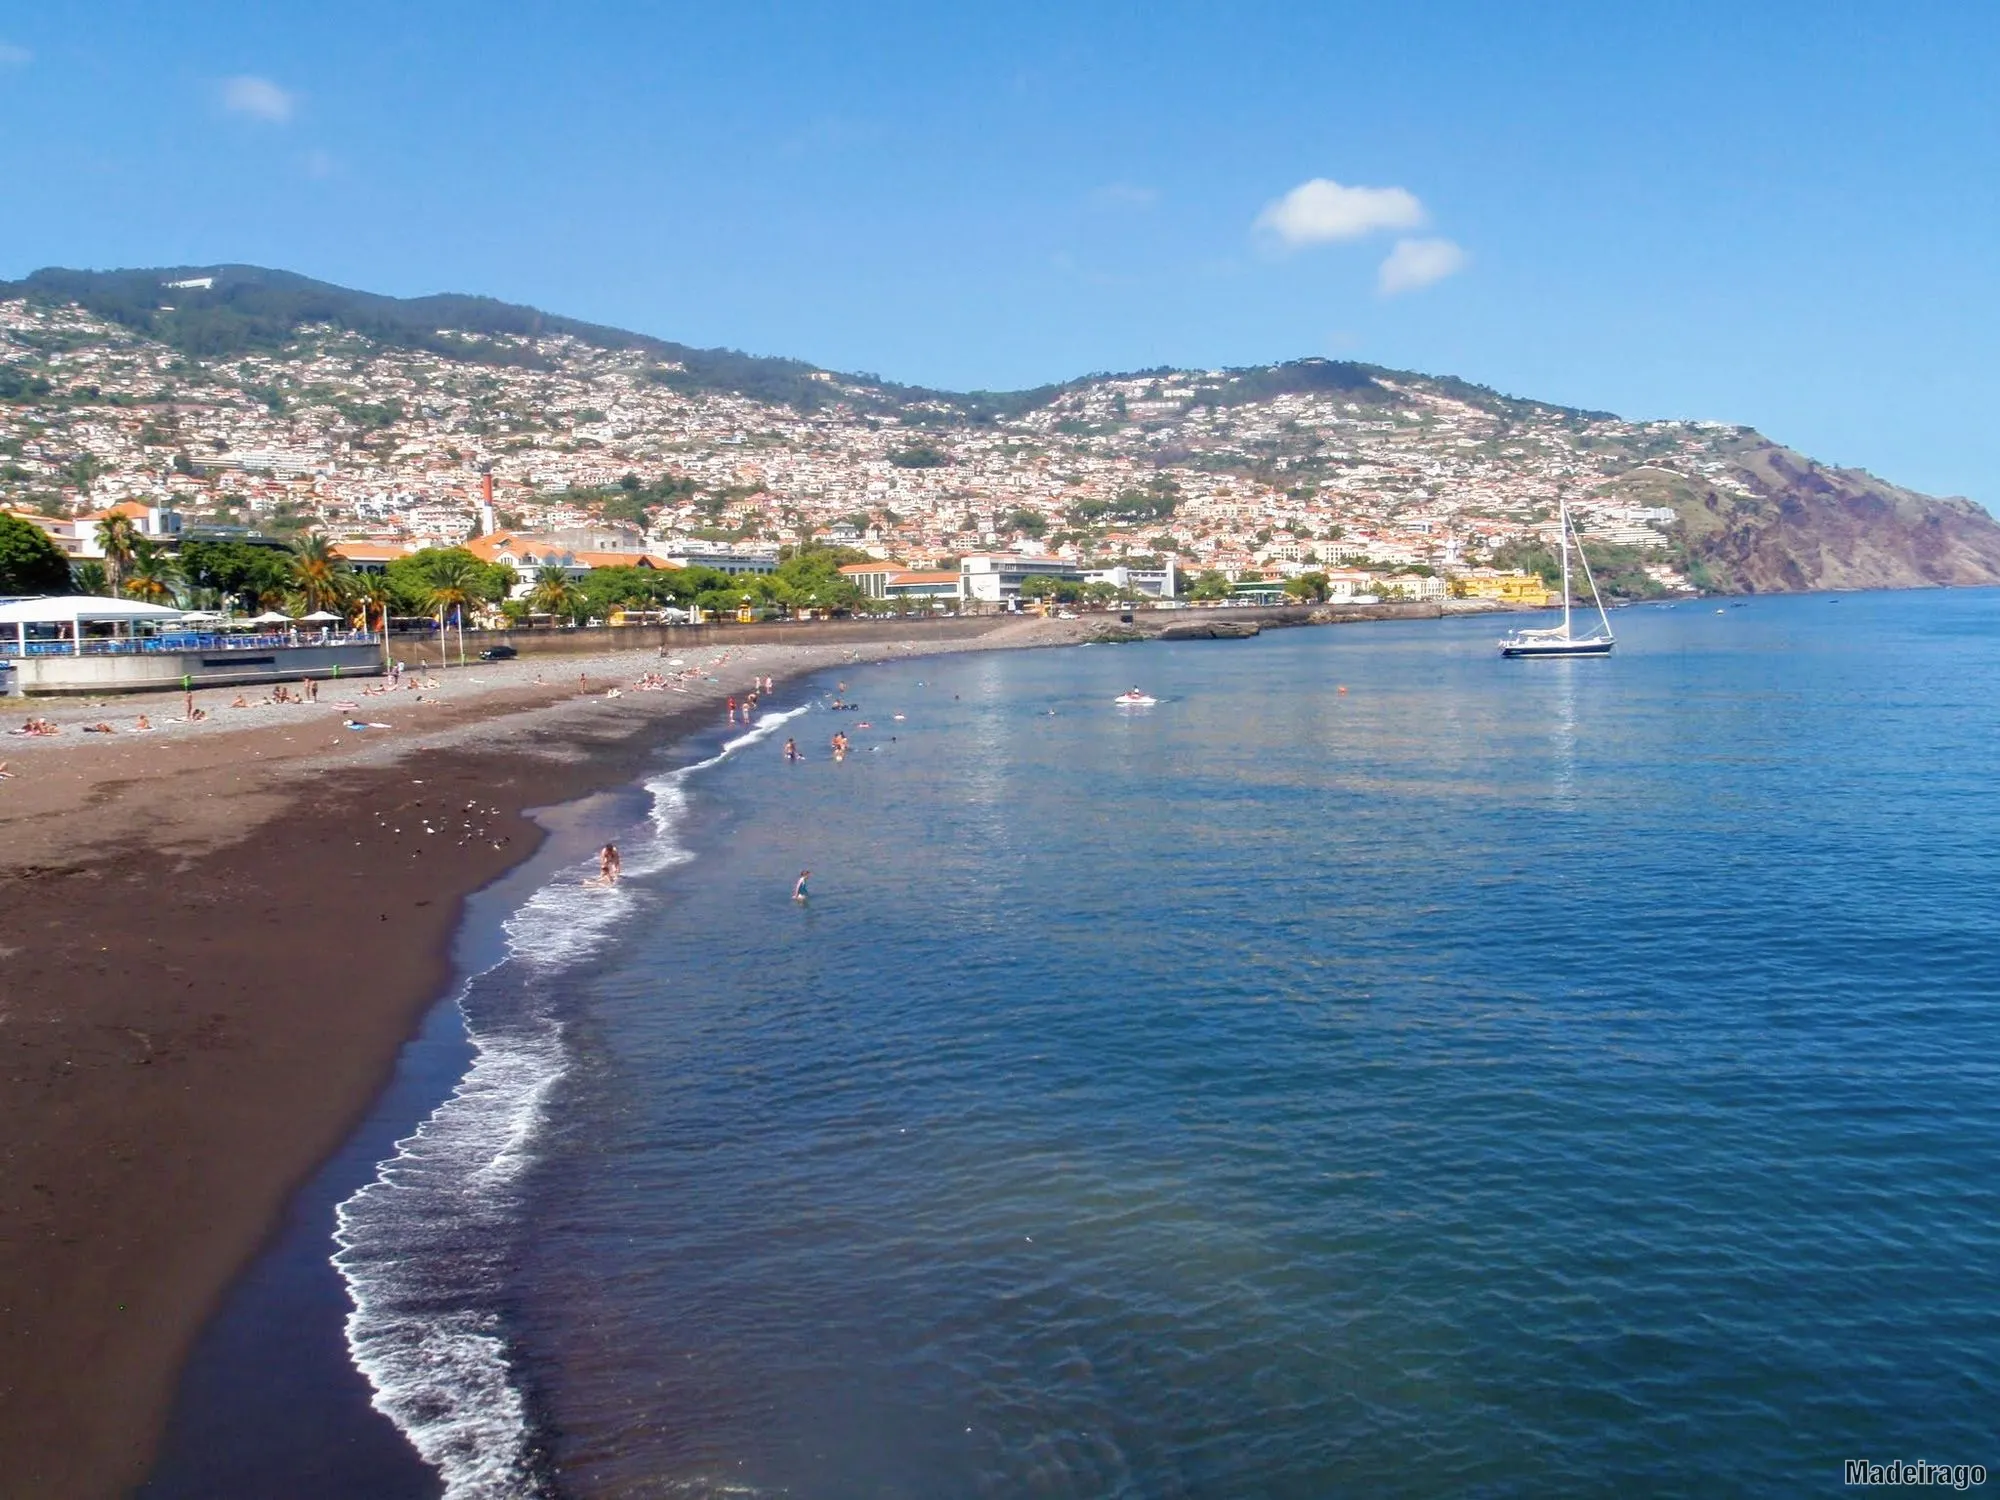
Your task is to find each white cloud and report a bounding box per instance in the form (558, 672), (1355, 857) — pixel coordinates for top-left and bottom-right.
(222, 75), (295, 123)
(1254, 178), (1425, 249)
(1377, 237), (1469, 295)
(0, 41), (31, 67)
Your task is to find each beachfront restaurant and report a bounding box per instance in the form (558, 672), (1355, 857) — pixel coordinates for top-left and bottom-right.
(0, 596), (385, 697)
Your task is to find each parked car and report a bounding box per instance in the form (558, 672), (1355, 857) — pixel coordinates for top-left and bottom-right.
(477, 644), (519, 661)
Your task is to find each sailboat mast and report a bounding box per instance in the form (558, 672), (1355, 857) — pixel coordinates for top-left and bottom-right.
(1558, 492), (1573, 636)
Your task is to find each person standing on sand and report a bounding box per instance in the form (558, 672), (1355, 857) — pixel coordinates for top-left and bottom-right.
(726, 695), (737, 724)
(794, 869), (810, 902)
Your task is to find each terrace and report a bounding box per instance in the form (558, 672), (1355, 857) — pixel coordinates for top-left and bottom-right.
(0, 597), (386, 696)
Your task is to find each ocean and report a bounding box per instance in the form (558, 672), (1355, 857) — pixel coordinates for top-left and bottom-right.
(163, 593), (2000, 1497)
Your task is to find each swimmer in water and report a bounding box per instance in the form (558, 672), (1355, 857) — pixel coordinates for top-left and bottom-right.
(783, 737), (801, 762)
(793, 869), (811, 902)
(596, 843), (622, 885)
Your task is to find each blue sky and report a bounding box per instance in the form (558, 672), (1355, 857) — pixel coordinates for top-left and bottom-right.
(2, 2), (1997, 501)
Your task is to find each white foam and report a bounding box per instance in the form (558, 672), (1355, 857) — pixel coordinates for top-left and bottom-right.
(333, 1013), (562, 1498)
(331, 700), (815, 1496)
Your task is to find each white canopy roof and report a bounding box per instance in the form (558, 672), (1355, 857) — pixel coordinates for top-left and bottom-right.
(249, 609), (294, 624)
(0, 595), (183, 626)
(298, 610), (342, 622)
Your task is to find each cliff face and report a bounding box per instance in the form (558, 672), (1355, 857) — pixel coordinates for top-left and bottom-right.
(1665, 442), (2000, 593)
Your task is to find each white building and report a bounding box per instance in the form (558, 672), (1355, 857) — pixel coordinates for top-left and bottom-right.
(960, 552), (1084, 603)
(1083, 559), (1179, 599)
(658, 540), (779, 576)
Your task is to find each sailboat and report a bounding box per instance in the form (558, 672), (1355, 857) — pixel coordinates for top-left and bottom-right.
(1499, 492), (1615, 658)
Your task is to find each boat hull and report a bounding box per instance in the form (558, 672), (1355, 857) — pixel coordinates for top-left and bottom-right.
(1500, 637), (1614, 658)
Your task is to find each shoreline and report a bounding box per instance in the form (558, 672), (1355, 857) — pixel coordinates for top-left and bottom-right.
(142, 775), (663, 1500)
(0, 616), (1081, 1499)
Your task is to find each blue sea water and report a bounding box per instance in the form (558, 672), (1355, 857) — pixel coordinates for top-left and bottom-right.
(340, 593), (2000, 1498)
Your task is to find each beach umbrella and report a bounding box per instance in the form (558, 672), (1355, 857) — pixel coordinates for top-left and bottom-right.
(298, 610), (341, 623)
(250, 610), (293, 624)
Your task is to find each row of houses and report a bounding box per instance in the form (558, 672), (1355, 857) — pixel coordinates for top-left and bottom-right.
(9, 508), (1542, 609)
(7, 501), (185, 560)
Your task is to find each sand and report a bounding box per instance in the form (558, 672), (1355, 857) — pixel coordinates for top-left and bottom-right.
(0, 616), (1083, 1499)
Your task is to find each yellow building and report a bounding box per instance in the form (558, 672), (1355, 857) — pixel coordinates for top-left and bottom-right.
(1452, 570), (1559, 605)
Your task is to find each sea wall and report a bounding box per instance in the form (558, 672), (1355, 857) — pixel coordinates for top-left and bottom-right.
(395, 613), (1025, 661)
(15, 642), (384, 697)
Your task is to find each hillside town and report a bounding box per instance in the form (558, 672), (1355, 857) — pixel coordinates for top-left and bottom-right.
(0, 290), (1758, 610)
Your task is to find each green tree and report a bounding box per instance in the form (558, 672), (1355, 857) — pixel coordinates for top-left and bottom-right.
(772, 551), (864, 613)
(1190, 570), (1235, 602)
(94, 513), (140, 594)
(180, 539), (291, 610)
(653, 563), (732, 607)
(383, 548), (515, 616)
(71, 560), (109, 596)
(1284, 572), (1330, 604)
(424, 552), (487, 662)
(289, 533), (353, 613)
(0, 513), (73, 594)
(577, 565), (678, 619)
(529, 565), (582, 621)
(1018, 573), (1064, 602)
(124, 537), (184, 603)
(346, 572), (394, 632)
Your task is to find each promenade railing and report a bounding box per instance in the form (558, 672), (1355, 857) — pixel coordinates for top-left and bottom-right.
(0, 631), (383, 658)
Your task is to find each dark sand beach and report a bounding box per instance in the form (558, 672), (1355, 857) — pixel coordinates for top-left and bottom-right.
(0, 617), (1077, 1498)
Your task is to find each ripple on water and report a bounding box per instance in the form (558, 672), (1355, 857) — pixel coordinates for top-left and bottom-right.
(393, 602), (2000, 1497)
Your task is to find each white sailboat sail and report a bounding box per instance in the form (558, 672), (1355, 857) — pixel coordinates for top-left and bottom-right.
(1499, 492), (1615, 657)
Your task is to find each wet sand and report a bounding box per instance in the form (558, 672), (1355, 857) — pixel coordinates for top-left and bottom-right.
(0, 618), (1080, 1498)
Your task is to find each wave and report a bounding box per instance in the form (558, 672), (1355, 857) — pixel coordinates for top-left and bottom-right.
(331, 702), (813, 1498)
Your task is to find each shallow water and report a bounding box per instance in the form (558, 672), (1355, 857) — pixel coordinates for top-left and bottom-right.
(353, 594), (2000, 1497)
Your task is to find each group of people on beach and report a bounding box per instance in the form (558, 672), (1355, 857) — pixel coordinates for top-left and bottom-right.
(363, 674), (435, 697)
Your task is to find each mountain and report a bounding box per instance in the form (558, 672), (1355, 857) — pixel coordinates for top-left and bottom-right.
(1, 264), (876, 412)
(2, 262), (1996, 596)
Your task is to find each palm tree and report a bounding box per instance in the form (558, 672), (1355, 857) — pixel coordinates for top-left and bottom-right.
(124, 537), (183, 604)
(95, 513), (138, 595)
(346, 573), (392, 630)
(529, 564), (580, 623)
(425, 552), (485, 666)
(345, 572), (394, 671)
(71, 560), (110, 596)
(289, 534), (352, 613)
